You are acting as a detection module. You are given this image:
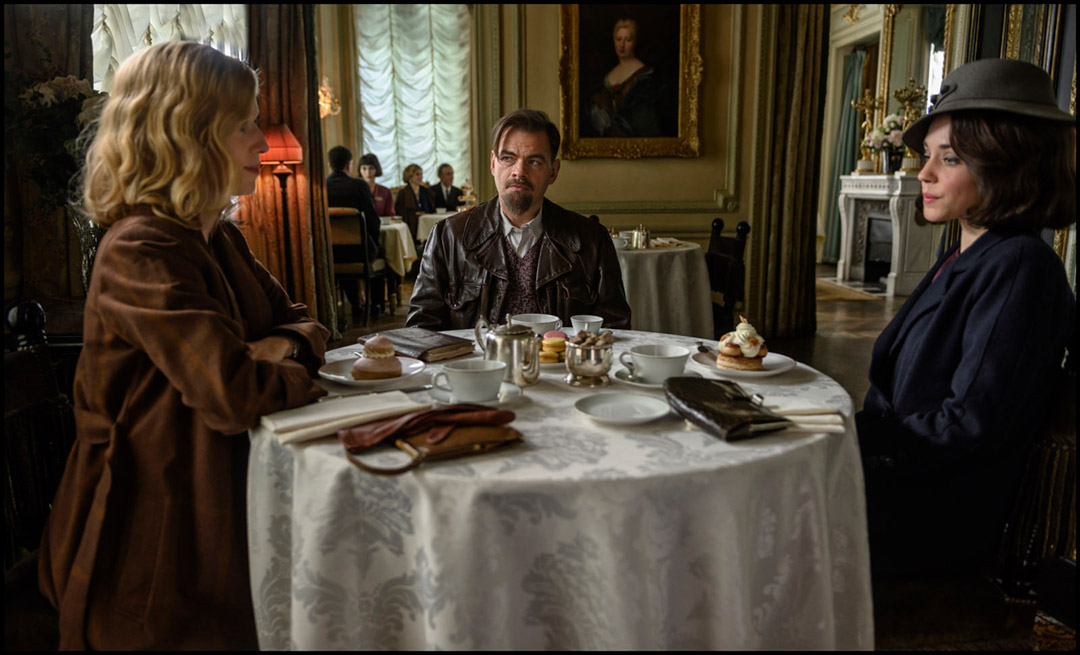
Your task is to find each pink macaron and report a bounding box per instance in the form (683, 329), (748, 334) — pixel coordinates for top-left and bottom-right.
(544, 330), (567, 339)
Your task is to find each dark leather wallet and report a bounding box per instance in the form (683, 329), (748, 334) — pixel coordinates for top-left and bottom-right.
(664, 377), (793, 441)
(339, 404), (522, 474)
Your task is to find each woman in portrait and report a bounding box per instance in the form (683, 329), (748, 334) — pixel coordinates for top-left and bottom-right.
(38, 41), (329, 649)
(855, 58), (1075, 578)
(586, 17), (669, 138)
(358, 152), (395, 216)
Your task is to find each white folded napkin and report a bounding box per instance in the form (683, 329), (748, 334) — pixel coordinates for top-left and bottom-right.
(783, 423), (847, 434)
(765, 404), (843, 417)
(650, 237), (682, 247)
(261, 391), (429, 444)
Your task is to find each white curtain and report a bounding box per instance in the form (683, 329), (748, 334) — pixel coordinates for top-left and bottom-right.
(92, 4), (247, 92)
(354, 4), (472, 189)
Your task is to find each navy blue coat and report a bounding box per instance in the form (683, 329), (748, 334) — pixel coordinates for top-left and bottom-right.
(855, 228), (1074, 574)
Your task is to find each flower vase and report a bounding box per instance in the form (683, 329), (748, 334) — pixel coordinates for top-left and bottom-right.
(883, 151), (903, 174)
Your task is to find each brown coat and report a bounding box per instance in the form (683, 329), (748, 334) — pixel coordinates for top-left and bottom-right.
(38, 215), (328, 649)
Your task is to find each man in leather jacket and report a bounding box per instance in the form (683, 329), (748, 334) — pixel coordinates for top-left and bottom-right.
(407, 109), (631, 330)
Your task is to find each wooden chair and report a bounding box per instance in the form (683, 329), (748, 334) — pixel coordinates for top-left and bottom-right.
(328, 207), (387, 329)
(705, 218), (750, 339)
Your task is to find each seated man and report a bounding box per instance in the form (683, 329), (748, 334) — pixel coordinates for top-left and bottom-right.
(432, 163), (463, 211)
(408, 109), (631, 330)
(326, 145), (384, 315)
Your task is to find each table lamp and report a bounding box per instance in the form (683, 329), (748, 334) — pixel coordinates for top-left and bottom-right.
(260, 124), (304, 297)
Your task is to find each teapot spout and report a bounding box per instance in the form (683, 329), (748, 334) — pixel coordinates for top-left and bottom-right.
(474, 316), (490, 352)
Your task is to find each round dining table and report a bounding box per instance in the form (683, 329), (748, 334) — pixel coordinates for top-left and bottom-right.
(616, 242), (714, 339)
(246, 329), (873, 650)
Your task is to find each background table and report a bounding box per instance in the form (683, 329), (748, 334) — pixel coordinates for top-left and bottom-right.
(418, 211), (453, 243)
(617, 243), (714, 339)
(379, 221), (417, 277)
(247, 329), (873, 650)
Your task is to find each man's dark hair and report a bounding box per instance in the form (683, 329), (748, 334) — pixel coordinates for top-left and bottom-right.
(950, 111), (1076, 231)
(328, 145), (353, 173)
(437, 163), (452, 177)
(490, 109), (561, 161)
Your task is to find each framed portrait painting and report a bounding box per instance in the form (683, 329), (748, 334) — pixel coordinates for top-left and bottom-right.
(558, 4), (702, 159)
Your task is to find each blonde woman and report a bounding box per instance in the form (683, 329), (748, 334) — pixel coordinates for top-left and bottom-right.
(394, 162), (435, 215)
(38, 41), (328, 649)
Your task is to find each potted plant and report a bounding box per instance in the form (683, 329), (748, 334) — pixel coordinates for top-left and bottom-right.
(864, 113), (906, 174)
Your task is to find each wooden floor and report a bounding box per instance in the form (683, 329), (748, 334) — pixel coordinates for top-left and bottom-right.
(329, 267), (1041, 651)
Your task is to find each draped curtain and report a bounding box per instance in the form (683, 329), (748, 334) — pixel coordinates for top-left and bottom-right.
(244, 4), (338, 338)
(822, 49), (867, 264)
(4, 4), (94, 300)
(91, 4), (247, 92)
(354, 4), (472, 189)
(751, 5), (828, 338)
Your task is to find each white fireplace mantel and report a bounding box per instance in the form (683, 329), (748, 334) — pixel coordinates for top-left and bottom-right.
(837, 173), (933, 297)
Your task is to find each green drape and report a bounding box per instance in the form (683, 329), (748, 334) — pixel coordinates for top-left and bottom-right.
(750, 4), (828, 338)
(822, 48), (867, 264)
(243, 4), (339, 339)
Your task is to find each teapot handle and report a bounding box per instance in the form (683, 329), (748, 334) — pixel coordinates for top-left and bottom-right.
(474, 316), (490, 352)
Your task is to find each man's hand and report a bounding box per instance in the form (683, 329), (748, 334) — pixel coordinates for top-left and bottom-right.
(248, 335), (296, 362)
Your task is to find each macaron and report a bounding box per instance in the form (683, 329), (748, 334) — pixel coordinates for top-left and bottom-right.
(538, 350), (560, 364)
(544, 330), (567, 339)
(541, 337), (567, 352)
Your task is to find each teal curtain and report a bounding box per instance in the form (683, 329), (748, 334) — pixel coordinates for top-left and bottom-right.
(822, 48), (866, 263)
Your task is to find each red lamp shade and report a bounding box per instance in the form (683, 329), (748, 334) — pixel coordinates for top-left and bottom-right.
(260, 123), (303, 165)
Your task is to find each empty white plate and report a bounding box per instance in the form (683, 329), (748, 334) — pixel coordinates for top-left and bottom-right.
(429, 382), (522, 407)
(574, 393), (670, 425)
(318, 357), (425, 387)
(612, 368), (702, 389)
(691, 351), (796, 378)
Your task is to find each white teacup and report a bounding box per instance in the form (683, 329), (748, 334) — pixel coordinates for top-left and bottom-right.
(511, 313), (562, 336)
(433, 360), (507, 403)
(571, 314), (604, 334)
(611, 237), (628, 250)
(619, 344), (690, 384)
(618, 230), (635, 239)
(436, 207), (448, 214)
(379, 215), (392, 225)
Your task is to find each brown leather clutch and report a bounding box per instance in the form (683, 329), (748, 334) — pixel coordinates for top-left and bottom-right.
(664, 377), (793, 441)
(339, 404), (522, 475)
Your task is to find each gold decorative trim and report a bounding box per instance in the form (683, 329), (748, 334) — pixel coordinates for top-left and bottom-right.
(1053, 226), (1069, 262)
(558, 4), (702, 159)
(877, 4), (900, 126)
(842, 4), (864, 25)
(1005, 5), (1024, 59)
(563, 199), (732, 215)
(943, 4), (956, 76)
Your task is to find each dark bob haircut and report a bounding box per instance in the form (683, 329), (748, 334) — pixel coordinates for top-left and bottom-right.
(949, 110), (1076, 231)
(358, 153), (383, 177)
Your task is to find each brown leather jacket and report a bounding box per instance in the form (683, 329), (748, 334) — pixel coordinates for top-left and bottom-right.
(407, 197), (631, 330)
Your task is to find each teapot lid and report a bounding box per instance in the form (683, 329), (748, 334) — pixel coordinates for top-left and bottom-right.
(494, 322), (534, 337)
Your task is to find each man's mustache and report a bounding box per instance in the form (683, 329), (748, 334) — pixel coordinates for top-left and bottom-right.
(505, 180), (534, 191)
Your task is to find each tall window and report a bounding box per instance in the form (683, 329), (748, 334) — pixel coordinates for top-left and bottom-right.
(91, 4), (247, 92)
(355, 4), (472, 188)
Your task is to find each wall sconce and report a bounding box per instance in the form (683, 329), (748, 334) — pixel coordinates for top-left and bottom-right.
(259, 124), (304, 297)
(318, 76), (341, 119)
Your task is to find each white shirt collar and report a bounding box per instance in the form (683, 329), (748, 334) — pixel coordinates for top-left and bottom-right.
(499, 204), (543, 237)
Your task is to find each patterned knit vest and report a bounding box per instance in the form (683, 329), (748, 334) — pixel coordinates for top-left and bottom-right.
(501, 234), (542, 317)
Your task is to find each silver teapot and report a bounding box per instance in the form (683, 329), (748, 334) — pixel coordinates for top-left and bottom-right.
(630, 224), (650, 249)
(475, 315), (542, 387)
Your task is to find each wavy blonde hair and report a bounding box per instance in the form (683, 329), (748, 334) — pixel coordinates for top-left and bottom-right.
(402, 163), (423, 185)
(80, 41), (259, 229)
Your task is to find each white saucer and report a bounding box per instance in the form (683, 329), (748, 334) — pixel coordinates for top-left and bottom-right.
(691, 351), (796, 378)
(318, 357), (425, 387)
(612, 368), (702, 389)
(574, 393), (670, 425)
(429, 382), (522, 407)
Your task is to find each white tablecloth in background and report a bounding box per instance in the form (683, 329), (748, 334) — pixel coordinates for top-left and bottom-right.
(418, 212), (453, 242)
(379, 221), (417, 277)
(247, 329), (873, 650)
(617, 243), (713, 339)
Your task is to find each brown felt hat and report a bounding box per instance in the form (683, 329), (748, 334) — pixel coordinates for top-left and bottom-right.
(902, 58), (1075, 151)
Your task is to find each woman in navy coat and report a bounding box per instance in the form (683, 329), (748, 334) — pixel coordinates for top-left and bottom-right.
(854, 59), (1076, 577)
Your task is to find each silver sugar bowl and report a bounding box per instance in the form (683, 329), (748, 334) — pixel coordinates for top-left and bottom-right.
(564, 341), (613, 387)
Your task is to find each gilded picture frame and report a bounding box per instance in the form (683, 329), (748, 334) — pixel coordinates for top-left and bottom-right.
(558, 4), (702, 159)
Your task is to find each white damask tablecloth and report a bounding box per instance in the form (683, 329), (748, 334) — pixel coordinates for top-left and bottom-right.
(617, 243), (714, 339)
(247, 329), (873, 650)
(379, 221), (417, 277)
